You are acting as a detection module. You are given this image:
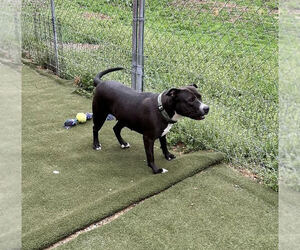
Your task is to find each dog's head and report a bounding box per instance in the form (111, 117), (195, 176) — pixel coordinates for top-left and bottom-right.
(166, 84), (209, 120)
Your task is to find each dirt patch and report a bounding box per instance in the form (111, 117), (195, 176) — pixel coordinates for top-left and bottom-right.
(229, 163), (263, 183)
(271, 7), (279, 15)
(172, 0), (278, 23)
(82, 12), (111, 21)
(189, 0), (247, 11)
(173, 0), (248, 23)
(173, 0), (247, 12)
(62, 43), (102, 50)
(172, 141), (186, 156)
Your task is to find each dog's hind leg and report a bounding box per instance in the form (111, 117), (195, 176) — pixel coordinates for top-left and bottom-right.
(92, 110), (108, 151)
(113, 121), (130, 149)
(159, 135), (176, 161)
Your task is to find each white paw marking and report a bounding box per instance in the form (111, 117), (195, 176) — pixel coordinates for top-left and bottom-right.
(95, 146), (101, 151)
(162, 168), (168, 173)
(120, 143), (130, 149)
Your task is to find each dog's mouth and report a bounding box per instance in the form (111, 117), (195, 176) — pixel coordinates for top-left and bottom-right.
(183, 111), (207, 121)
(190, 113), (206, 120)
(196, 115), (205, 120)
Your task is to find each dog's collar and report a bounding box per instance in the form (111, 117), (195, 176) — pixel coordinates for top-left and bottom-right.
(158, 92), (177, 124)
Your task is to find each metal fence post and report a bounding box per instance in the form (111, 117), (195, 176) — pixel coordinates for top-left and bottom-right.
(131, 0), (138, 90)
(50, 0), (59, 75)
(136, 0), (145, 92)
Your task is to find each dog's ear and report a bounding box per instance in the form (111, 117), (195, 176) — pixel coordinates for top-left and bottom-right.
(166, 88), (180, 97)
(189, 84), (198, 88)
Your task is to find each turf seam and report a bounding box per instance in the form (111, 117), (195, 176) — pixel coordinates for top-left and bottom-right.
(44, 202), (140, 250)
(43, 165), (216, 250)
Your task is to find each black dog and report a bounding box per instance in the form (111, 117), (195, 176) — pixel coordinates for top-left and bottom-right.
(92, 67), (209, 174)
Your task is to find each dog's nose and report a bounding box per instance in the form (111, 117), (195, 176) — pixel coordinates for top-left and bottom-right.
(203, 105), (209, 114)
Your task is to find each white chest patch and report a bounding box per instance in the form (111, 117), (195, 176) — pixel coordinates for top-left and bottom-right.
(161, 124), (173, 136)
(160, 112), (182, 137)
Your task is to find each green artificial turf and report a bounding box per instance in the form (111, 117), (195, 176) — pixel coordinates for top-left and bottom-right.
(22, 66), (224, 249)
(58, 164), (278, 250)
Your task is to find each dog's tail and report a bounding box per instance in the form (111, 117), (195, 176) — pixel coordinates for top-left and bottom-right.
(93, 67), (124, 87)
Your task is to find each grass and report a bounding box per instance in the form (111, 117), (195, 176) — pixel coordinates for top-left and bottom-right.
(21, 0), (278, 190)
(22, 65), (223, 249)
(57, 164), (278, 250)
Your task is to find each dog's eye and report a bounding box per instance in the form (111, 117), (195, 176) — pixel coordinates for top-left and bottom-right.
(188, 96), (195, 102)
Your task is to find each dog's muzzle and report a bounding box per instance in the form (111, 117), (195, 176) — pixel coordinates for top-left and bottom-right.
(198, 103), (209, 120)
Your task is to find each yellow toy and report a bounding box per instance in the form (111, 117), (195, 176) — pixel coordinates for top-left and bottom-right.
(76, 113), (87, 123)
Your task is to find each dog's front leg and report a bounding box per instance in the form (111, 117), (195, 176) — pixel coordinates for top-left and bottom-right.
(143, 135), (167, 174)
(159, 135), (176, 161)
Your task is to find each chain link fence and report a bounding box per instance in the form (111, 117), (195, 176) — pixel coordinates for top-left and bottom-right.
(22, 0), (132, 89)
(21, 0), (278, 189)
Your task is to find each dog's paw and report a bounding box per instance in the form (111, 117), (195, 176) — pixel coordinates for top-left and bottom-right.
(154, 168), (168, 174)
(120, 143), (130, 149)
(165, 153), (176, 161)
(93, 145), (102, 151)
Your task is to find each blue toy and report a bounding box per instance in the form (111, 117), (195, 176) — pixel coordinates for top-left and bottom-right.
(64, 119), (78, 129)
(86, 112), (93, 120)
(64, 112), (114, 129)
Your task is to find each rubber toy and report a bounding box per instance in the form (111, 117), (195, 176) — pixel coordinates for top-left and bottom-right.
(86, 112), (93, 120)
(76, 113), (87, 123)
(64, 119), (77, 129)
(63, 112), (114, 130)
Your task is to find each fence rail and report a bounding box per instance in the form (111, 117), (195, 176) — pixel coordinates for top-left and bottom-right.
(21, 0), (279, 189)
